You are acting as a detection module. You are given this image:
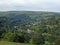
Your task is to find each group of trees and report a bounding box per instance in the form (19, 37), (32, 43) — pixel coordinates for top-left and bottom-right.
(0, 12), (60, 45)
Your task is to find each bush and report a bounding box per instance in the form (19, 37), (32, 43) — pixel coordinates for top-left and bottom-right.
(30, 33), (45, 45)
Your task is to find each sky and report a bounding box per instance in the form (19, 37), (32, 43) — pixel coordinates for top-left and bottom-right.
(0, 0), (60, 12)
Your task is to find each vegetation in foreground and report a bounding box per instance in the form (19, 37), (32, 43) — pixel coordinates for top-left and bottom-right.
(0, 41), (34, 45)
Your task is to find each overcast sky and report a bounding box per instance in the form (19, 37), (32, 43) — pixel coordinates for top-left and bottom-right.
(0, 0), (60, 12)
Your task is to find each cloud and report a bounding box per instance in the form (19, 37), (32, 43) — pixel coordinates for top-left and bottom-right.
(0, 0), (60, 12)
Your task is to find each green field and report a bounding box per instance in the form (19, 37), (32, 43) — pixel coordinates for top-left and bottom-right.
(0, 41), (34, 45)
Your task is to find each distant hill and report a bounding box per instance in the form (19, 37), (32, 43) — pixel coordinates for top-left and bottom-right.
(0, 11), (60, 25)
(0, 11), (60, 20)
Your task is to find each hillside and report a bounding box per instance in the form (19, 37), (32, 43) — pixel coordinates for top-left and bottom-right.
(0, 11), (60, 45)
(0, 11), (60, 23)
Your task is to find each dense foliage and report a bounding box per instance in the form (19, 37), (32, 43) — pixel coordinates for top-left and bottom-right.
(0, 11), (60, 45)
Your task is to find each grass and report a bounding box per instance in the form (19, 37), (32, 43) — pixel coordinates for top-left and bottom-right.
(0, 41), (34, 45)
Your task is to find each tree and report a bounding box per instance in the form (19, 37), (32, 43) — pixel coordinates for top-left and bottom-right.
(30, 33), (45, 45)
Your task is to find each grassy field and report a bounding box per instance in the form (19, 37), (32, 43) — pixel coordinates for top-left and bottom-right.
(0, 41), (34, 45)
